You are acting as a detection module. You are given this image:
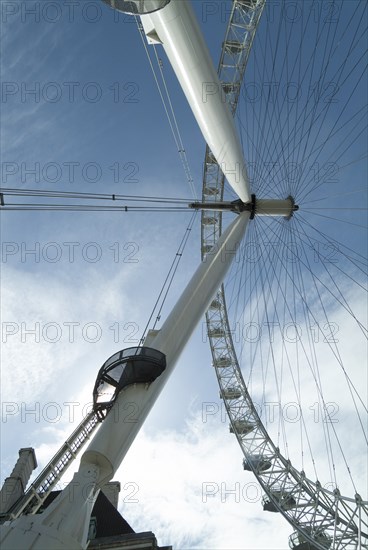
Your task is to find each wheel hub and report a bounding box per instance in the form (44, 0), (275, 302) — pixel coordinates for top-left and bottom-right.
(189, 194), (299, 219)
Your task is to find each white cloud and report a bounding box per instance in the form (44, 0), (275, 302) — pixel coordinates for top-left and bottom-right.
(1, 2), (366, 549)
(115, 410), (292, 549)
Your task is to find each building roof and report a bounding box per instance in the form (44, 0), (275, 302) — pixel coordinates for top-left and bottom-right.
(91, 490), (135, 537)
(41, 490), (134, 538)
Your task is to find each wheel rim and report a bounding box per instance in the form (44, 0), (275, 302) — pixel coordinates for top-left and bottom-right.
(201, 1), (368, 548)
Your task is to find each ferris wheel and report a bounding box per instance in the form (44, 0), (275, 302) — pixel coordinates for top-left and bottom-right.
(199, 1), (367, 549)
(0, 1), (366, 549)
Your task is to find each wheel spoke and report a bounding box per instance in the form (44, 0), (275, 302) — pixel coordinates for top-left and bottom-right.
(202, 1), (367, 548)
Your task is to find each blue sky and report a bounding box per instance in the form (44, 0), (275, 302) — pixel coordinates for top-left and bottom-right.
(1, 1), (367, 548)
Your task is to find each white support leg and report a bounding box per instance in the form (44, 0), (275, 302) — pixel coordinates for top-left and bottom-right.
(0, 212), (250, 550)
(140, 0), (251, 203)
(82, 211), (250, 482)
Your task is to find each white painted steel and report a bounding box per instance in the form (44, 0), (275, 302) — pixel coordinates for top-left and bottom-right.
(141, 0), (251, 202)
(82, 212), (250, 482)
(0, 212), (249, 550)
(255, 198), (295, 217)
(102, 0), (170, 15)
(0, 463), (99, 550)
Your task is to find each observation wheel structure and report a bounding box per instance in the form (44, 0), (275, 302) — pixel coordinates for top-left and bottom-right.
(201, 1), (367, 549)
(1, 347), (166, 522)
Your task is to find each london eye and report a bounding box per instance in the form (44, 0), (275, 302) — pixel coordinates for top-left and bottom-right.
(0, 1), (367, 549)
